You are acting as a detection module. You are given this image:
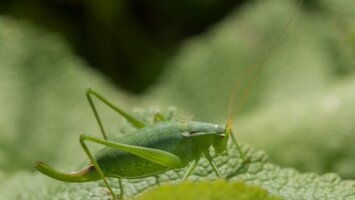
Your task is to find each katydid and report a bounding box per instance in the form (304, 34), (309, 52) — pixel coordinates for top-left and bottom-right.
(35, 1), (303, 199)
(35, 88), (239, 199)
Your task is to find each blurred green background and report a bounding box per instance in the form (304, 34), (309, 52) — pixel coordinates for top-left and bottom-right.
(0, 0), (354, 189)
(0, 0), (245, 93)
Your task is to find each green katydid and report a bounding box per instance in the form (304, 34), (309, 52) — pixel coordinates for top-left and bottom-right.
(35, 1), (303, 199)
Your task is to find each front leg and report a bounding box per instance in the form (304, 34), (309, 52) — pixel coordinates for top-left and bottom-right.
(180, 156), (201, 184)
(204, 150), (221, 178)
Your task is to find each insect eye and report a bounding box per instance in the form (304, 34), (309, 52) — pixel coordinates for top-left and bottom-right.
(220, 133), (225, 138)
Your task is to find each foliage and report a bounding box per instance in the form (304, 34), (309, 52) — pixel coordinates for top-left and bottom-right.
(1, 143), (355, 199)
(0, 0), (354, 199)
(0, 0), (244, 92)
(135, 181), (282, 200)
(0, 17), (136, 173)
(147, 0), (355, 178)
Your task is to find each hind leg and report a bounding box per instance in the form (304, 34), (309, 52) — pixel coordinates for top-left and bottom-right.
(79, 136), (121, 200)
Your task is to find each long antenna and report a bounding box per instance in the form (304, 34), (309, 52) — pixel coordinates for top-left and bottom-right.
(227, 0), (304, 128)
(227, 64), (254, 128)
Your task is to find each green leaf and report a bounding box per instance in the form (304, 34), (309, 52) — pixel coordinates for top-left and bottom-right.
(1, 143), (355, 199)
(135, 181), (282, 200)
(238, 76), (355, 179)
